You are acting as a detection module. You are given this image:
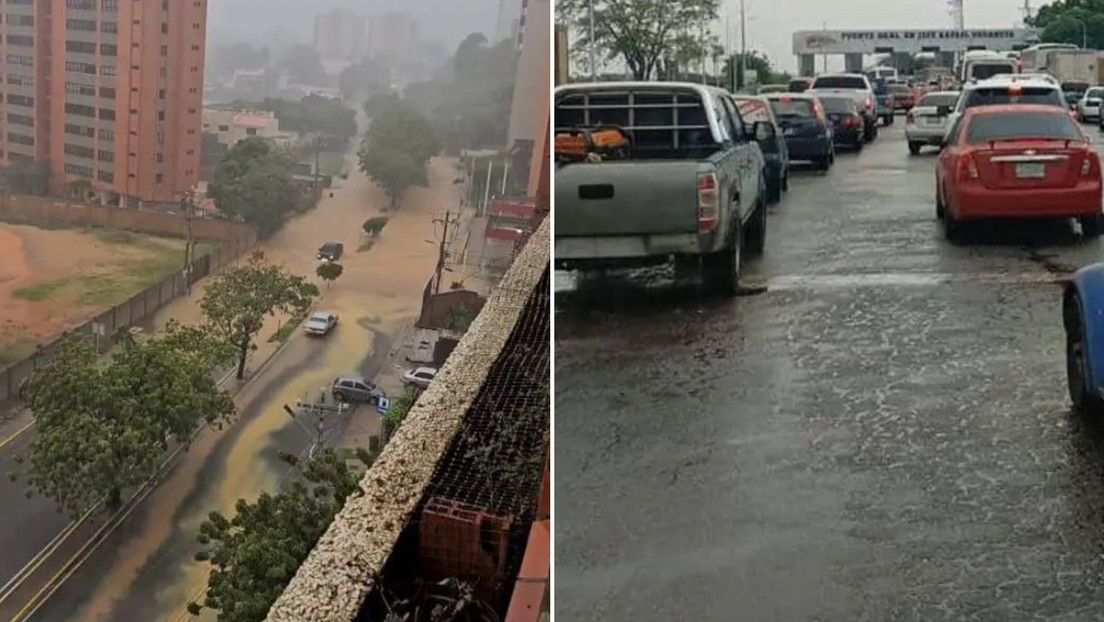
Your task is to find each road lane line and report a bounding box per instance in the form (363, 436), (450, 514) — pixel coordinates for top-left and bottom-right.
(5, 340), (291, 622)
(0, 506), (93, 605)
(0, 421), (33, 451)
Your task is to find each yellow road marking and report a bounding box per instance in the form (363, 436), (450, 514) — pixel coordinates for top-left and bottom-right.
(0, 421), (33, 452)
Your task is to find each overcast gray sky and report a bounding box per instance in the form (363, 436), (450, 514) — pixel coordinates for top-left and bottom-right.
(730, 0), (1032, 71)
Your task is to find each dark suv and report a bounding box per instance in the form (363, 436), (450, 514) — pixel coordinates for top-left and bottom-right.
(317, 242), (344, 262)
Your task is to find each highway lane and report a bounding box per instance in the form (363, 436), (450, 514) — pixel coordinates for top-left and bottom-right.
(555, 122), (1104, 621)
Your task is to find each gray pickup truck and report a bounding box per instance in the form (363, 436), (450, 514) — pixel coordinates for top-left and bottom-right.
(554, 82), (771, 296)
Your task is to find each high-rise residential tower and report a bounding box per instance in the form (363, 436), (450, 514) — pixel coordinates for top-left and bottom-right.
(1, 0), (207, 206)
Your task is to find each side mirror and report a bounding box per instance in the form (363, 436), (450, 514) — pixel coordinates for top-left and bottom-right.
(753, 121), (775, 142)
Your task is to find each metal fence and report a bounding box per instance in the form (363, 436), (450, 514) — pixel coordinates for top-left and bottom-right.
(0, 234), (254, 404)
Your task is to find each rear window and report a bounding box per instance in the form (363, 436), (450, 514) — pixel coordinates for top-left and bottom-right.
(819, 97), (855, 113)
(965, 111), (1083, 144)
(767, 98), (815, 117)
(736, 99), (770, 123)
(918, 93), (958, 107)
(812, 76), (868, 90)
(964, 86), (1065, 109)
(969, 62), (1016, 80)
(788, 79), (810, 93)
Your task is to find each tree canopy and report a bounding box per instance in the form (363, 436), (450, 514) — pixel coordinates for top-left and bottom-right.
(190, 448), (374, 622)
(357, 98), (439, 207)
(402, 35), (518, 152)
(15, 322), (236, 516)
(316, 262), (343, 288)
(338, 57), (392, 100)
(1, 158), (51, 196)
(207, 137), (302, 236)
(200, 251), (318, 380)
(1029, 1), (1104, 48)
(723, 51), (793, 90)
(555, 0), (721, 80)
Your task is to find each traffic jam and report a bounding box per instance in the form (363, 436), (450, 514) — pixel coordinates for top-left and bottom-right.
(555, 35), (1104, 621)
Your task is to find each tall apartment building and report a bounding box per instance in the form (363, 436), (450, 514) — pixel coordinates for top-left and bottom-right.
(0, 0), (206, 207)
(365, 11), (419, 68)
(313, 9), (365, 62)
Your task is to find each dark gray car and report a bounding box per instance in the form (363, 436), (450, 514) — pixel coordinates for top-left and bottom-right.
(732, 95), (789, 203)
(331, 375), (386, 404)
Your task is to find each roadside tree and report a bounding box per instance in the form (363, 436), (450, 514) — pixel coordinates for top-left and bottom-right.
(555, 0), (720, 80)
(208, 137), (300, 236)
(383, 387), (418, 441)
(1029, 1), (1104, 48)
(362, 216), (388, 237)
(200, 250), (319, 380)
(316, 262), (344, 288)
(190, 448), (374, 622)
(357, 99), (438, 207)
(358, 146), (427, 208)
(14, 322), (236, 516)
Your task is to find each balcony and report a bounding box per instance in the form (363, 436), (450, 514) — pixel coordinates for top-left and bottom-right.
(265, 217), (549, 622)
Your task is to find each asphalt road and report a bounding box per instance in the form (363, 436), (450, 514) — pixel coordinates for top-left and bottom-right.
(555, 121), (1104, 621)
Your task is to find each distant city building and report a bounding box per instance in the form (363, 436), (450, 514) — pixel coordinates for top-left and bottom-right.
(495, 0), (524, 45)
(508, 0), (549, 146)
(313, 9), (366, 62)
(201, 109), (287, 147)
(366, 11), (420, 68)
(0, 0), (208, 206)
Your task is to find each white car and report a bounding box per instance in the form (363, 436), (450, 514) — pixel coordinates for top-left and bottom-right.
(943, 77), (1068, 143)
(401, 367), (437, 390)
(905, 91), (960, 155)
(303, 311), (338, 336)
(1078, 86), (1104, 122)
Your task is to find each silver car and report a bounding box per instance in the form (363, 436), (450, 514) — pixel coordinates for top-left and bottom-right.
(401, 367), (438, 390)
(1078, 87), (1104, 122)
(905, 91), (959, 155)
(303, 311), (338, 336)
(331, 375), (386, 404)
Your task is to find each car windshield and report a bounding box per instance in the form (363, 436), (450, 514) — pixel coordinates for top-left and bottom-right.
(964, 86), (1065, 109)
(320, 243), (338, 253)
(820, 97), (855, 114)
(970, 63), (1016, 80)
(813, 76), (867, 90)
(918, 93), (959, 108)
(1087, 88), (1104, 99)
(965, 111), (1083, 144)
(787, 80), (810, 93)
(308, 314), (329, 323)
(768, 98), (814, 117)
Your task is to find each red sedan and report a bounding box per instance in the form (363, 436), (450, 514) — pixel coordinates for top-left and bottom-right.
(936, 104), (1103, 242)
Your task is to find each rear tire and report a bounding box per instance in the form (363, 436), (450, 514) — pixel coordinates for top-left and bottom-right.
(1066, 289), (1104, 414)
(746, 200), (767, 256)
(704, 223), (742, 297)
(935, 183), (946, 220)
(854, 140), (864, 152)
(943, 206), (963, 243)
(1081, 213), (1104, 238)
(908, 141), (922, 156)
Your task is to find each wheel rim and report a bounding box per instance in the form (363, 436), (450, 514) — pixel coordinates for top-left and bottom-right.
(1068, 300), (1088, 407)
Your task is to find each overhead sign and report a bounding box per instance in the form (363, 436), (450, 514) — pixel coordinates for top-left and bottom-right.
(793, 28), (1039, 55)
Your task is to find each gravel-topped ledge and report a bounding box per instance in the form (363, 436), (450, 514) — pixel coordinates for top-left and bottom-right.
(265, 218), (549, 622)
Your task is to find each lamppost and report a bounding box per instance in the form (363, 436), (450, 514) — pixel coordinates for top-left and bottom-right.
(588, 0), (597, 80)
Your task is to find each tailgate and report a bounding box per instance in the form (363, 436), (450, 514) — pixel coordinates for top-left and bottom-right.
(555, 161), (705, 237)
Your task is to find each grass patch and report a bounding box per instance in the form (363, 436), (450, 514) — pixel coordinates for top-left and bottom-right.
(269, 312), (308, 344)
(14, 280), (71, 301)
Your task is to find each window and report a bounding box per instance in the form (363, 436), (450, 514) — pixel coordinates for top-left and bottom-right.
(66, 0), (96, 8)
(97, 170), (114, 183)
(158, 89), (165, 99)
(66, 18), (96, 31)
(8, 15), (33, 27)
(97, 149), (113, 162)
(99, 64), (115, 77)
(101, 0), (118, 11)
(156, 153), (163, 162)
(965, 111), (1083, 144)
(65, 123), (95, 137)
(6, 94), (33, 107)
(98, 108), (115, 121)
(7, 0), (32, 5)
(155, 173), (163, 183)
(720, 95), (746, 140)
(99, 43), (117, 56)
(160, 45), (168, 56)
(7, 113), (33, 127)
(101, 21), (117, 33)
(65, 81), (96, 96)
(161, 23), (168, 34)
(98, 128), (114, 141)
(811, 75), (869, 90)
(217, 125), (229, 132)
(7, 74), (34, 87)
(99, 87), (115, 99)
(9, 133), (34, 146)
(7, 54), (33, 67)
(65, 103), (95, 117)
(64, 163), (94, 177)
(65, 40), (97, 54)
(7, 34), (33, 47)
(246, 128), (257, 136)
(64, 143), (95, 158)
(65, 61), (96, 74)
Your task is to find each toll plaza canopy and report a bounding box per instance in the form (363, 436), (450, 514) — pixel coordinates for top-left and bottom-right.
(793, 28), (1040, 55)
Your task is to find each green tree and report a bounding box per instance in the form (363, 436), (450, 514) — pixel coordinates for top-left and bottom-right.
(555, 0), (721, 80)
(315, 262), (343, 288)
(208, 137), (300, 236)
(722, 51), (789, 90)
(14, 322), (236, 516)
(200, 251), (319, 380)
(361, 216), (388, 237)
(358, 149), (426, 207)
(189, 448), (374, 622)
(2, 159), (51, 196)
(383, 387), (418, 441)
(447, 303), (474, 333)
(356, 99), (438, 207)
(339, 57), (391, 100)
(1029, 1), (1104, 48)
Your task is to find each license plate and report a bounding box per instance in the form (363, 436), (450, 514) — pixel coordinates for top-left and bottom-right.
(784, 127), (796, 136)
(924, 117), (942, 125)
(1015, 162), (1046, 178)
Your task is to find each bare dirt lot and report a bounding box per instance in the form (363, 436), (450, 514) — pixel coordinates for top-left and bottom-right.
(0, 224), (204, 366)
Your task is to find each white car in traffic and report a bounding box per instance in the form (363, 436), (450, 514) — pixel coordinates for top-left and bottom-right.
(905, 91), (960, 155)
(1078, 86), (1104, 122)
(402, 367), (437, 390)
(303, 311), (338, 336)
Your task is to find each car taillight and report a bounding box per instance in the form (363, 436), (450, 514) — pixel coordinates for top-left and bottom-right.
(958, 155), (979, 181)
(906, 110), (915, 123)
(1082, 154), (1096, 177)
(865, 97), (874, 110)
(698, 173), (719, 233)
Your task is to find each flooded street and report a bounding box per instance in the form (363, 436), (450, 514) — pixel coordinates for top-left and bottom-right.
(555, 124), (1104, 621)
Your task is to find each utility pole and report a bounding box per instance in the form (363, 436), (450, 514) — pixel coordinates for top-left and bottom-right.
(588, 0), (597, 80)
(725, 14), (732, 91)
(432, 207), (459, 295)
(739, 0), (748, 89)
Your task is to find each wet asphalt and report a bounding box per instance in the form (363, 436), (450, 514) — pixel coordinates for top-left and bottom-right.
(554, 121), (1104, 621)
